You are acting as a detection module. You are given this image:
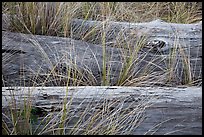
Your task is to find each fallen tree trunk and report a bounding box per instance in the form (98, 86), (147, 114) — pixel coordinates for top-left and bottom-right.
(2, 19), (202, 86)
(2, 86), (202, 135)
(2, 31), (124, 86)
(70, 19), (202, 51)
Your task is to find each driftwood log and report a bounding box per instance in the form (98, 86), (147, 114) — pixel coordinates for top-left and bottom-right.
(2, 18), (202, 86)
(2, 86), (202, 135)
(70, 19), (202, 48)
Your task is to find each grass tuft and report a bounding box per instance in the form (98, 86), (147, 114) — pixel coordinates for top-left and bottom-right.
(2, 2), (202, 135)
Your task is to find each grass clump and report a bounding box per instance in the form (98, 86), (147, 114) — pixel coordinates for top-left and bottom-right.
(2, 2), (202, 135)
(2, 2), (202, 36)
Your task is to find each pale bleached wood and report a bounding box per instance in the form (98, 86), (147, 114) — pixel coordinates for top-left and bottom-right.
(2, 86), (202, 135)
(70, 19), (202, 53)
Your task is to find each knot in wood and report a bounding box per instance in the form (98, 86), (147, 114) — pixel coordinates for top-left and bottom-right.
(146, 39), (166, 53)
(146, 39), (166, 48)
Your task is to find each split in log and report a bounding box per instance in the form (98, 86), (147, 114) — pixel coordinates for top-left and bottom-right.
(2, 86), (202, 135)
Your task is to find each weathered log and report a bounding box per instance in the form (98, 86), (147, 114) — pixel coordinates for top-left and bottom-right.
(2, 31), (124, 86)
(2, 19), (202, 86)
(70, 19), (202, 79)
(70, 19), (202, 53)
(2, 86), (202, 135)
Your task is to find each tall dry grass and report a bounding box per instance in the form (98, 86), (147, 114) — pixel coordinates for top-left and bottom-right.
(2, 2), (202, 135)
(2, 2), (202, 36)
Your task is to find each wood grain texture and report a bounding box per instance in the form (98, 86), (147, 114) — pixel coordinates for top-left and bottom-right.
(2, 86), (202, 135)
